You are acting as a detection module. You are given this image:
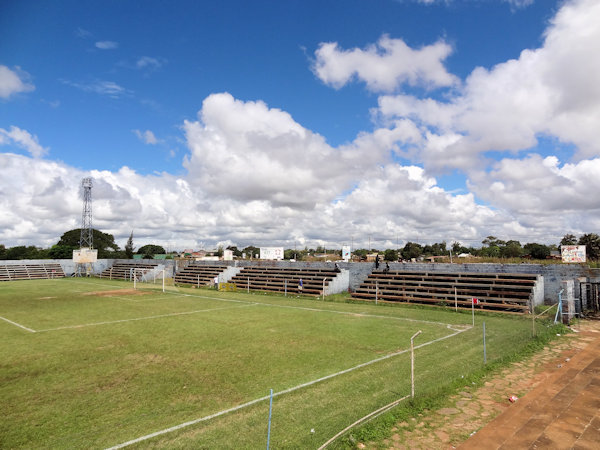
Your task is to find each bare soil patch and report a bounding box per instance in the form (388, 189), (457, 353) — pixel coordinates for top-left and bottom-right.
(84, 289), (151, 297)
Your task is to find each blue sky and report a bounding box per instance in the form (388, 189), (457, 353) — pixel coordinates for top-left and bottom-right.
(1, 0), (599, 250)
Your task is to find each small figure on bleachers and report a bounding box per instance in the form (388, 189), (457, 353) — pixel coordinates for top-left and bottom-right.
(383, 262), (390, 274)
(298, 278), (303, 293)
(375, 254), (380, 270)
(334, 263), (341, 273)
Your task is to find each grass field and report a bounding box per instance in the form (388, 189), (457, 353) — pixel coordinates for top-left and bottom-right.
(0, 277), (561, 449)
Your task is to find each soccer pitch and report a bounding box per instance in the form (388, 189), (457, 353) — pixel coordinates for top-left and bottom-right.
(0, 278), (538, 449)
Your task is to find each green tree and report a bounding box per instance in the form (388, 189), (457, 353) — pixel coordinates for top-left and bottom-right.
(560, 234), (578, 246)
(481, 236), (505, 257)
(353, 249), (368, 260)
(137, 244), (166, 255)
(401, 242), (423, 260)
(384, 249), (398, 261)
(524, 243), (550, 260)
(242, 246), (259, 259)
(501, 240), (523, 258)
(0, 244), (6, 259)
(578, 233), (600, 260)
(125, 231), (134, 259)
(4, 246), (45, 260)
(56, 228), (120, 258)
(451, 242), (469, 255)
(226, 246), (242, 257)
(48, 245), (74, 259)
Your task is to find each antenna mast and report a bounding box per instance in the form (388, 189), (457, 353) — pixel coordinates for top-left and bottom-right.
(80, 177), (93, 249)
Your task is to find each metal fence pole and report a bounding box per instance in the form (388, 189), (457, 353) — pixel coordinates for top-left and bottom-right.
(411, 330), (422, 398)
(454, 287), (458, 311)
(483, 322), (487, 364)
(266, 388), (273, 450)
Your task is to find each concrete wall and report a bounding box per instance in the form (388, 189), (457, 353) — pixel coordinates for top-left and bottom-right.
(161, 259), (599, 303)
(347, 262), (597, 304)
(5, 258), (598, 304)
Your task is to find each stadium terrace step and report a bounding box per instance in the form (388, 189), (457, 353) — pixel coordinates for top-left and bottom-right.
(0, 263), (65, 281)
(174, 264), (230, 287)
(351, 270), (540, 314)
(99, 262), (159, 280)
(229, 267), (341, 297)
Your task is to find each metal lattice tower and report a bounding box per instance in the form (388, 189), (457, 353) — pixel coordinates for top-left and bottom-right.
(80, 178), (93, 249)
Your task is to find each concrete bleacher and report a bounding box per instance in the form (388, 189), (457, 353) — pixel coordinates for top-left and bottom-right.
(351, 270), (540, 314)
(174, 264), (230, 287)
(229, 266), (342, 296)
(0, 263), (66, 281)
(99, 262), (159, 280)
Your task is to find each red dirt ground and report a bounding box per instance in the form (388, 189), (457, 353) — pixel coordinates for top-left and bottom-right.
(363, 320), (600, 449)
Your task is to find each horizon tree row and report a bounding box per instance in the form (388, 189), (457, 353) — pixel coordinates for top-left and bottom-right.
(1, 231), (599, 261)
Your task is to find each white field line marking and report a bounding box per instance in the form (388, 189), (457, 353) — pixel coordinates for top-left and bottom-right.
(102, 295), (141, 302)
(160, 290), (457, 329)
(74, 279), (459, 330)
(0, 315), (36, 333)
(105, 327), (469, 450)
(35, 304), (257, 333)
(318, 394), (411, 450)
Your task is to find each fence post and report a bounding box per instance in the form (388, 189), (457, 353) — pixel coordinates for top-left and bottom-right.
(248, 277), (250, 294)
(285, 279), (287, 297)
(375, 281), (378, 305)
(532, 300), (536, 337)
(555, 289), (564, 324)
(483, 322), (487, 364)
(411, 330), (422, 398)
(454, 287), (457, 311)
(267, 388), (273, 450)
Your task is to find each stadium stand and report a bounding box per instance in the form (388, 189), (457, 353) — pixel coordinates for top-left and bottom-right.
(174, 264), (229, 286)
(351, 270), (539, 313)
(0, 263), (66, 281)
(99, 262), (159, 280)
(229, 266), (340, 296)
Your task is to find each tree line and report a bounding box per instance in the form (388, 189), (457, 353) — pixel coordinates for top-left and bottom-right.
(228, 233), (600, 262)
(0, 229), (168, 260)
(1, 230), (599, 262)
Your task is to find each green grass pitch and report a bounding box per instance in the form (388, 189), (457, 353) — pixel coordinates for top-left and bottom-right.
(0, 277), (544, 449)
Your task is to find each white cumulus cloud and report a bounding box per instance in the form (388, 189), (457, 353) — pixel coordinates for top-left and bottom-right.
(376, 0), (600, 171)
(0, 65), (35, 99)
(0, 126), (48, 157)
(312, 34), (458, 92)
(95, 41), (119, 50)
(132, 129), (158, 145)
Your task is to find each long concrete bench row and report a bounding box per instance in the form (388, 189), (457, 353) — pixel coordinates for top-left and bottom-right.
(0, 263), (66, 281)
(174, 264), (228, 286)
(230, 267), (340, 296)
(351, 270), (539, 313)
(99, 262), (159, 280)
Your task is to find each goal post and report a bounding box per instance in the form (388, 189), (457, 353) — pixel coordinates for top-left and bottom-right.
(133, 268), (177, 293)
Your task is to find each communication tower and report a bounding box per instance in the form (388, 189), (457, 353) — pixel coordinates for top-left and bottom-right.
(74, 178), (97, 276)
(80, 177), (93, 249)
